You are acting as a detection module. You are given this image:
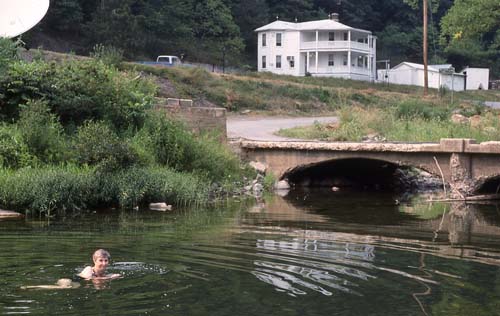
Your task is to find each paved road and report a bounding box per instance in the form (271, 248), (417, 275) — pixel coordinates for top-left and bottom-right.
(226, 116), (338, 141)
(485, 101), (500, 109)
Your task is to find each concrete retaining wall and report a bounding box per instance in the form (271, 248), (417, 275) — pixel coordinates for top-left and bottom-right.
(155, 98), (227, 141)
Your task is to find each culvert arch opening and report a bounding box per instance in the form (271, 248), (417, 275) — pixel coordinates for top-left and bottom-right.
(282, 158), (432, 192)
(474, 176), (500, 195)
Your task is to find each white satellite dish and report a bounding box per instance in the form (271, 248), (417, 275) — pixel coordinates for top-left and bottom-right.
(0, 0), (50, 38)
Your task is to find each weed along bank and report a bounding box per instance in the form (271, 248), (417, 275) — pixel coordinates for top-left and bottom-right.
(0, 42), (254, 216)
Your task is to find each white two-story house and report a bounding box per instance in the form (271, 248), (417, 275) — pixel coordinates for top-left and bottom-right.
(255, 15), (377, 81)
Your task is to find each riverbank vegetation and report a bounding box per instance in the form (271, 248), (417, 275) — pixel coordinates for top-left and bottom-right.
(0, 40), (251, 216)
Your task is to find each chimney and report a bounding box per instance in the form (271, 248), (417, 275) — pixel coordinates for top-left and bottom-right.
(330, 13), (339, 22)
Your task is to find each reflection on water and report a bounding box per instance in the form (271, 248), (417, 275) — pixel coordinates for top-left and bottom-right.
(1, 192), (500, 315)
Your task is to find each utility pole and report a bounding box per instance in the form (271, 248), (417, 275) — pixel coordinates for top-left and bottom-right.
(423, 0), (429, 96)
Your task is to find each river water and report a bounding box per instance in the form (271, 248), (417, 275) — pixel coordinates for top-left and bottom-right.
(1, 190), (500, 315)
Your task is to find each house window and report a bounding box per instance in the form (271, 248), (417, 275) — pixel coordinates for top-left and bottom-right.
(262, 56), (266, 69)
(287, 56), (295, 68)
(344, 32), (348, 41)
(358, 56), (363, 67)
(328, 32), (335, 41)
(276, 55), (282, 68)
(262, 33), (266, 47)
(276, 33), (282, 46)
(343, 54), (347, 66)
(328, 54), (334, 66)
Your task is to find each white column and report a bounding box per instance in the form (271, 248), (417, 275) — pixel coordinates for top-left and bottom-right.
(348, 51), (351, 76)
(306, 52), (309, 74)
(367, 54), (371, 81)
(348, 31), (351, 77)
(315, 52), (318, 74)
(373, 37), (377, 80)
(315, 31), (319, 74)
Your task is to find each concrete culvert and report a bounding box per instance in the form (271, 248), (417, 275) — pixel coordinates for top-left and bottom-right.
(283, 158), (442, 193)
(284, 158), (399, 191)
(474, 176), (500, 195)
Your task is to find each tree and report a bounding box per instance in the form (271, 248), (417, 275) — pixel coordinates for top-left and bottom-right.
(267, 0), (319, 22)
(231, 0), (270, 65)
(42, 0), (84, 33)
(191, 0), (244, 65)
(440, 0), (500, 77)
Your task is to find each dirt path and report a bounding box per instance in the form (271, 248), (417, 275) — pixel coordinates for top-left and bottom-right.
(226, 115), (338, 141)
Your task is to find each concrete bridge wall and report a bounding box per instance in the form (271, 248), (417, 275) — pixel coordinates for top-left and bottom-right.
(235, 138), (500, 195)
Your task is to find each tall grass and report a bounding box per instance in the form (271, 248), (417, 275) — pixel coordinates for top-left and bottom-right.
(0, 165), (212, 216)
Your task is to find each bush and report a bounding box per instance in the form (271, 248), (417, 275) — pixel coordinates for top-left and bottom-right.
(135, 114), (189, 169)
(0, 38), (20, 73)
(90, 44), (124, 66)
(0, 59), (157, 131)
(18, 100), (69, 164)
(74, 120), (139, 170)
(393, 99), (450, 121)
(0, 123), (34, 168)
(111, 166), (209, 209)
(135, 114), (244, 181)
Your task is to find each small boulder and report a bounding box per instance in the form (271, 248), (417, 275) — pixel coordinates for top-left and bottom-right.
(249, 161), (267, 174)
(252, 183), (264, 196)
(274, 180), (291, 190)
(0, 209), (24, 219)
(275, 189), (289, 197)
(149, 202), (173, 211)
(451, 113), (469, 124)
(362, 133), (386, 142)
(484, 126), (497, 134)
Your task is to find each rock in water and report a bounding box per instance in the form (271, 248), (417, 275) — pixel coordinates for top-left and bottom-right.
(274, 180), (291, 190)
(0, 209), (24, 219)
(149, 203), (173, 211)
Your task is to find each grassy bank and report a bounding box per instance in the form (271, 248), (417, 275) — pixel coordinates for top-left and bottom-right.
(0, 41), (252, 216)
(277, 101), (500, 142)
(0, 165), (210, 217)
(125, 63), (499, 115)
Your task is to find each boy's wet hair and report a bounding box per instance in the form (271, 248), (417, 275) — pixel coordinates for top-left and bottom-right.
(93, 249), (111, 261)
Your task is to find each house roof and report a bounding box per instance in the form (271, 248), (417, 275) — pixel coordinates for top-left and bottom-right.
(255, 19), (371, 34)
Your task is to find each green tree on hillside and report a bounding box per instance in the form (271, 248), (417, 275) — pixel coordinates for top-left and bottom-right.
(440, 0), (500, 77)
(231, 0), (270, 64)
(191, 0), (244, 65)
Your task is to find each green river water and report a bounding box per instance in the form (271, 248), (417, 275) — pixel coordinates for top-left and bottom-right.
(1, 189), (500, 315)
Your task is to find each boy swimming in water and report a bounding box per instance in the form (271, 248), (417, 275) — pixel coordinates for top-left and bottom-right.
(22, 249), (120, 290)
(78, 249), (121, 280)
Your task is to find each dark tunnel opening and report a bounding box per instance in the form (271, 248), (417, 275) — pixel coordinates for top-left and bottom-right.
(474, 176), (500, 195)
(284, 158), (405, 192)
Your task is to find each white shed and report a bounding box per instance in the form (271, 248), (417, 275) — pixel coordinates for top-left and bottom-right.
(377, 62), (465, 91)
(461, 67), (489, 90)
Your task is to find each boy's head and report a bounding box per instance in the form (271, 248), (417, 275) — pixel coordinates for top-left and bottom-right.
(93, 249), (111, 262)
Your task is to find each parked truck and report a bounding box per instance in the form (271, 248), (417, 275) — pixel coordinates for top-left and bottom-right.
(136, 55), (181, 67)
